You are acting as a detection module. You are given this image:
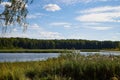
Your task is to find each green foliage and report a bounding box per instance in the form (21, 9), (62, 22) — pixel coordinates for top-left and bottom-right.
(0, 52), (120, 80)
(0, 38), (120, 50)
(0, 0), (33, 33)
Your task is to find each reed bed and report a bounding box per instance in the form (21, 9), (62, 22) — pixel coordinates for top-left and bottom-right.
(0, 52), (120, 80)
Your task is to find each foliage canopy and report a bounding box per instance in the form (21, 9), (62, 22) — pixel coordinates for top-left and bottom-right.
(0, 0), (33, 33)
(0, 38), (119, 50)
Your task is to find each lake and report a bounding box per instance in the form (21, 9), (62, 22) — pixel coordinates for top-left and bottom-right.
(0, 53), (59, 62)
(0, 51), (120, 62)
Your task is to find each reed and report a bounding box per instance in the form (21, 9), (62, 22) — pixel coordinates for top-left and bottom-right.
(0, 52), (120, 80)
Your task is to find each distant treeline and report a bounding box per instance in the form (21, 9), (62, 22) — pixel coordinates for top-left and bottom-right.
(0, 38), (120, 49)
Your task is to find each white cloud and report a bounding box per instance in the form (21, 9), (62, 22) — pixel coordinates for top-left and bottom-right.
(25, 4), (28, 8)
(28, 23), (64, 39)
(27, 15), (37, 19)
(57, 0), (83, 4)
(116, 32), (120, 35)
(50, 22), (72, 28)
(60, 0), (115, 4)
(66, 32), (89, 39)
(0, 23), (65, 39)
(83, 0), (112, 3)
(46, 0), (111, 5)
(29, 24), (48, 31)
(76, 6), (120, 22)
(13, 28), (17, 32)
(27, 13), (45, 19)
(111, 36), (120, 41)
(80, 6), (120, 13)
(39, 31), (64, 39)
(0, 33), (29, 38)
(1, 2), (11, 6)
(43, 4), (61, 12)
(85, 26), (112, 30)
(28, 24), (40, 30)
(83, 22), (101, 26)
(76, 13), (120, 22)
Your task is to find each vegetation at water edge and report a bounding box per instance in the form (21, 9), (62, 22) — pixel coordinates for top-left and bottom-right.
(0, 52), (120, 80)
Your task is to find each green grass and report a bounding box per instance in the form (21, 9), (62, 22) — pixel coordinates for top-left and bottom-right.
(0, 52), (120, 80)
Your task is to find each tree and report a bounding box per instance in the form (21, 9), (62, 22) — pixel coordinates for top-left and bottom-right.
(0, 0), (33, 33)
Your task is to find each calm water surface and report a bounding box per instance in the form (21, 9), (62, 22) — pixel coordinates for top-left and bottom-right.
(0, 53), (59, 62)
(0, 52), (120, 62)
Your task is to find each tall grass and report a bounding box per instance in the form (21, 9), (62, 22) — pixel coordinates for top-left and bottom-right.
(0, 52), (120, 80)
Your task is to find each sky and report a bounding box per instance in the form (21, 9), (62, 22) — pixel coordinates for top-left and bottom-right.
(0, 0), (120, 41)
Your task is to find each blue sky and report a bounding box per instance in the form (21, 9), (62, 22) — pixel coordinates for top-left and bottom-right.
(0, 0), (120, 41)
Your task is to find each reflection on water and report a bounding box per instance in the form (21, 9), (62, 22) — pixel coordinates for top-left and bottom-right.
(0, 51), (120, 62)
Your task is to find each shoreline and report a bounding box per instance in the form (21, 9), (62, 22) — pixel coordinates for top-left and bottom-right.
(0, 49), (72, 53)
(0, 49), (119, 53)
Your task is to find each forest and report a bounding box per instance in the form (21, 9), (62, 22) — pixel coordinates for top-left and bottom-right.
(0, 38), (119, 49)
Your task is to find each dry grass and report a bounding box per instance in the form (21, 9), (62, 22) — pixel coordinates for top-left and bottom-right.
(0, 52), (120, 80)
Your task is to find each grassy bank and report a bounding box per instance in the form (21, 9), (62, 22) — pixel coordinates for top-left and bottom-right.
(0, 52), (120, 80)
